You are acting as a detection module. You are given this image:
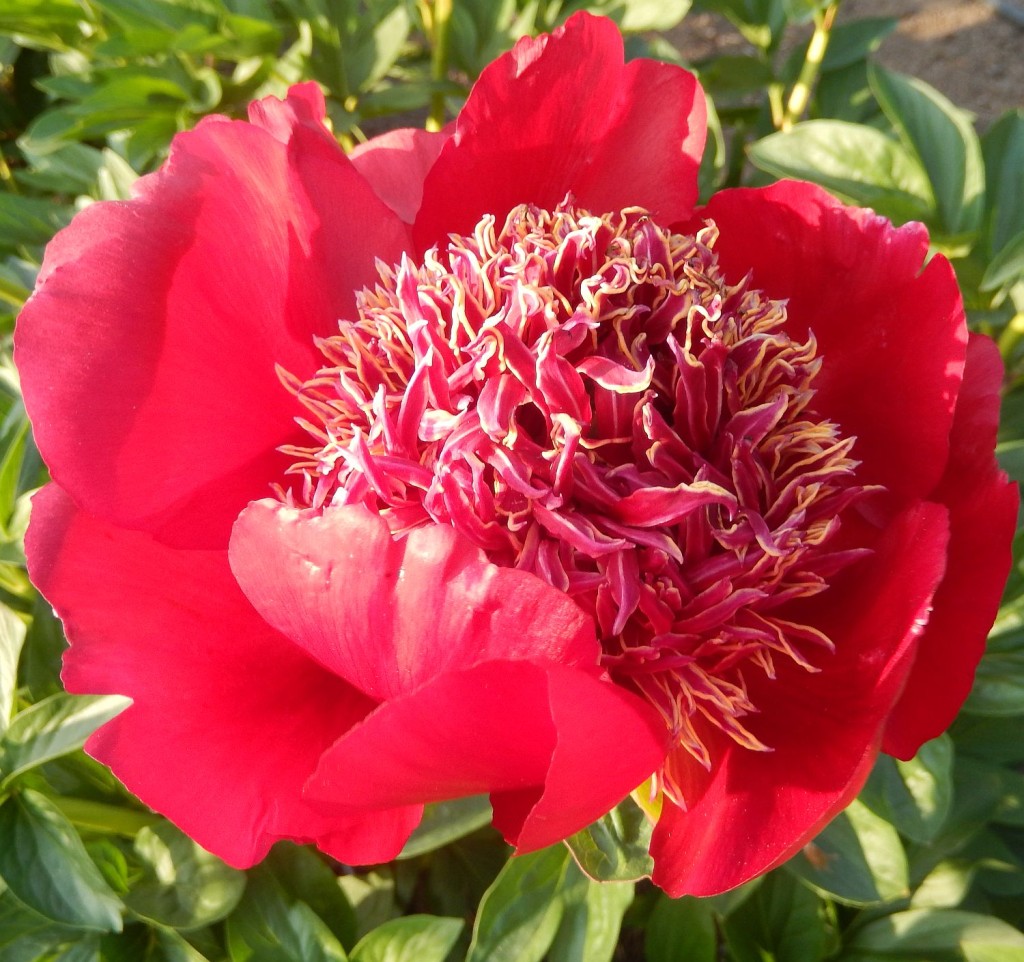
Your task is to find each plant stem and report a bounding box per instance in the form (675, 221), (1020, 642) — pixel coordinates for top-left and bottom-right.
(426, 0), (453, 132)
(781, 2), (839, 131)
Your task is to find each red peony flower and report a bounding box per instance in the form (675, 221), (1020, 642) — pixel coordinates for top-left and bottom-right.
(16, 12), (1017, 897)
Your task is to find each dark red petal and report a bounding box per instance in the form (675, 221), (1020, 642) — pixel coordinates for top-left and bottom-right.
(307, 661), (666, 851)
(414, 11), (705, 251)
(27, 485), (417, 867)
(229, 500), (600, 700)
(16, 86), (410, 549)
(650, 503), (950, 897)
(694, 181), (966, 507)
(884, 335), (1019, 758)
(350, 126), (452, 223)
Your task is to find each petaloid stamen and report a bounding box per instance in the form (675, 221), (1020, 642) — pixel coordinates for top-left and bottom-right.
(278, 198), (879, 796)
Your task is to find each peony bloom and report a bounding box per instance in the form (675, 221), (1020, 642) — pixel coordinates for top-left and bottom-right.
(16, 12), (1017, 897)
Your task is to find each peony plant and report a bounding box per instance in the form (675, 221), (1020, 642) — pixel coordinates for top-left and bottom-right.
(12, 7), (1019, 914)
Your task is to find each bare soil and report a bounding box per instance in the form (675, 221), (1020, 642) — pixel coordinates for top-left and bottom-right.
(675, 0), (1024, 128)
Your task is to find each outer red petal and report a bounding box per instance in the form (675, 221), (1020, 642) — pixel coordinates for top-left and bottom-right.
(229, 500), (599, 700)
(650, 503), (950, 897)
(694, 181), (966, 508)
(307, 661), (666, 852)
(884, 335), (1019, 758)
(16, 86), (410, 549)
(350, 127), (452, 223)
(27, 485), (418, 867)
(414, 11), (705, 251)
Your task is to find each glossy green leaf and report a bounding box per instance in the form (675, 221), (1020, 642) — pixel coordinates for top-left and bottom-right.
(124, 822), (246, 931)
(982, 109), (1024, 257)
(820, 17), (897, 71)
(748, 120), (934, 224)
(548, 864), (633, 962)
(861, 734), (953, 843)
(0, 193), (72, 252)
(156, 928), (215, 962)
(0, 789), (122, 931)
(869, 64), (985, 234)
(982, 230), (1024, 293)
(466, 846), (569, 962)
(845, 909), (1024, 961)
(350, 915), (462, 962)
(724, 871), (832, 962)
(614, 0), (691, 31)
(645, 895), (716, 962)
(964, 624), (1024, 716)
(0, 604), (26, 736)
(564, 796), (654, 883)
(266, 844), (356, 950)
(397, 795), (492, 860)
(225, 865), (346, 962)
(911, 860), (976, 910)
(786, 799), (909, 905)
(0, 692), (130, 788)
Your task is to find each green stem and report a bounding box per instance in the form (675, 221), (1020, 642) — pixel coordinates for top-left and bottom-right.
(426, 0), (453, 132)
(50, 796), (161, 837)
(781, 3), (839, 131)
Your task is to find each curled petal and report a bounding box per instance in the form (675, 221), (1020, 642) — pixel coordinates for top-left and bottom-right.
(307, 661), (668, 851)
(229, 500), (601, 700)
(415, 11), (705, 250)
(27, 485), (415, 868)
(16, 86), (410, 548)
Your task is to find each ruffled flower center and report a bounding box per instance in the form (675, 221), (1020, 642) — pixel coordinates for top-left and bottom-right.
(279, 200), (876, 799)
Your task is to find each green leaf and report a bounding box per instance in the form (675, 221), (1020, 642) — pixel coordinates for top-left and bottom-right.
(748, 120), (934, 224)
(964, 624), (1024, 716)
(869, 65), (985, 235)
(0, 193), (72, 252)
(644, 895), (716, 962)
(266, 844), (356, 950)
(466, 846), (569, 962)
(982, 230), (1024, 293)
(0, 789), (123, 931)
(785, 799), (909, 905)
(861, 734), (953, 843)
(845, 909), (1024, 961)
(0, 605), (26, 736)
(397, 796), (492, 860)
(911, 860), (976, 910)
(226, 865), (347, 962)
(124, 822), (246, 930)
(982, 110), (1024, 257)
(350, 915), (462, 962)
(548, 864), (633, 962)
(820, 17), (897, 72)
(156, 928), (216, 962)
(723, 871), (831, 962)
(615, 0), (692, 32)
(0, 692), (131, 789)
(564, 796), (654, 883)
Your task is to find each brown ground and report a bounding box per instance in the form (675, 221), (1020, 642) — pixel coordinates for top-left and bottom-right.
(675, 0), (1024, 128)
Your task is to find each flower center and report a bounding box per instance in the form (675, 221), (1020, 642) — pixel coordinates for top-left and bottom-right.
(279, 200), (876, 796)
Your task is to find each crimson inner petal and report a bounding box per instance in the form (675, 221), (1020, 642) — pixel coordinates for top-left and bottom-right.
(275, 198), (882, 802)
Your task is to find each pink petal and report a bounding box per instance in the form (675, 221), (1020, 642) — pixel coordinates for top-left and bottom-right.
(350, 126), (452, 223)
(228, 500), (600, 700)
(694, 181), (967, 509)
(414, 11), (705, 251)
(27, 485), (419, 868)
(16, 86), (410, 548)
(884, 335), (1019, 757)
(650, 503), (950, 896)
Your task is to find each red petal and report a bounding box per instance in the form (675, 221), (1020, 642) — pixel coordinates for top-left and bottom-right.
(307, 661), (666, 851)
(26, 485), (418, 867)
(884, 335), (1019, 757)
(414, 11), (705, 251)
(694, 181), (966, 507)
(228, 500), (600, 700)
(350, 126), (452, 223)
(16, 86), (410, 549)
(650, 503), (949, 897)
